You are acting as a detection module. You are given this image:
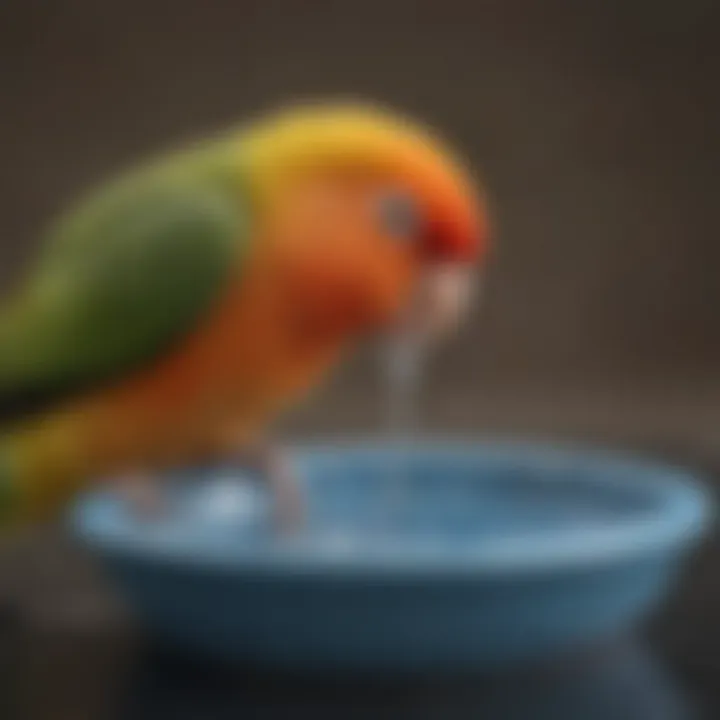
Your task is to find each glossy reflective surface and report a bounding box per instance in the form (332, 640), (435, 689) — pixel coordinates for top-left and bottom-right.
(122, 638), (694, 720)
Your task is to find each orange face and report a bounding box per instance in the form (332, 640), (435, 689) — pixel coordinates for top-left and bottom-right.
(246, 103), (489, 343)
(257, 174), (415, 338)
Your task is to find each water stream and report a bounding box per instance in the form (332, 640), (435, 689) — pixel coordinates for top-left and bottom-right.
(382, 333), (426, 528)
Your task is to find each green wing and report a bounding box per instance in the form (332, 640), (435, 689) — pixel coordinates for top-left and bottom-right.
(0, 174), (245, 421)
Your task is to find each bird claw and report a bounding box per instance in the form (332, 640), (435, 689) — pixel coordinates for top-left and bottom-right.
(261, 447), (305, 534)
(111, 445), (305, 534)
(114, 474), (166, 520)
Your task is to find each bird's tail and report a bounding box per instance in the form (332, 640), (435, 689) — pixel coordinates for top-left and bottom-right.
(0, 411), (92, 530)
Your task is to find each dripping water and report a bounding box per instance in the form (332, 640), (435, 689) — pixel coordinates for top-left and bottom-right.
(382, 332), (426, 528)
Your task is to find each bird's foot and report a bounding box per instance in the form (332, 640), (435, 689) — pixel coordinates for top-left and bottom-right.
(113, 473), (166, 519)
(233, 442), (305, 534)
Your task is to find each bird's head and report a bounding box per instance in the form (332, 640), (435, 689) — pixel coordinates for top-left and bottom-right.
(241, 101), (490, 344)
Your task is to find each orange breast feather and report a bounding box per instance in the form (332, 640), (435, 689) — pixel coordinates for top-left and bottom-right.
(35, 242), (346, 485)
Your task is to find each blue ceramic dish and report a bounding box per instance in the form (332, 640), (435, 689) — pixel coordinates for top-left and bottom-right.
(71, 440), (713, 671)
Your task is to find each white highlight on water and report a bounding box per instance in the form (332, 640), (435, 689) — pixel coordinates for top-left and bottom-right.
(197, 475), (264, 524)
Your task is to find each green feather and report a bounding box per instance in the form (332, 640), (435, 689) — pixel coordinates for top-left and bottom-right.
(0, 143), (248, 418)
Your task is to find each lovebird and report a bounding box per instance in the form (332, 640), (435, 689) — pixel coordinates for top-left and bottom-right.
(0, 102), (489, 530)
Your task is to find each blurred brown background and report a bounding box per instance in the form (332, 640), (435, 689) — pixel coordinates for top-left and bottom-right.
(1, 0), (718, 454)
(0, 3), (719, 714)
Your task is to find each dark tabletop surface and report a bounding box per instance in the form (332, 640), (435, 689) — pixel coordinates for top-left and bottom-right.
(1, 595), (715, 720)
(121, 637), (696, 720)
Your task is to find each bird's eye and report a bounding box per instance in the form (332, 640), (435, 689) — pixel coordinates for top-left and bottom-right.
(376, 190), (422, 241)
